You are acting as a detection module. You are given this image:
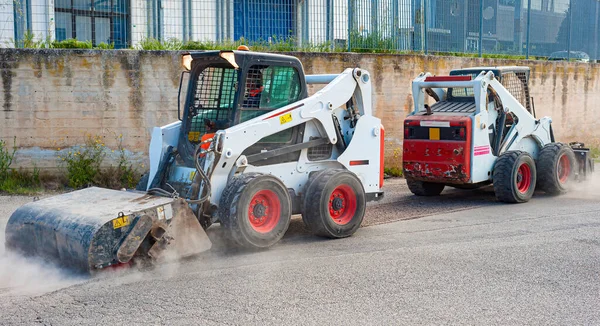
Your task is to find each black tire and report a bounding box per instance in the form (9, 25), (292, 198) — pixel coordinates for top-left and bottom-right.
(536, 143), (577, 195)
(218, 173), (292, 249)
(136, 173), (150, 191)
(406, 178), (445, 196)
(493, 151), (536, 203)
(302, 169), (366, 238)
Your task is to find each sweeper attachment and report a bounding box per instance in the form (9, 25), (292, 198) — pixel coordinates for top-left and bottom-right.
(5, 188), (211, 272)
(403, 66), (594, 203)
(5, 48), (384, 273)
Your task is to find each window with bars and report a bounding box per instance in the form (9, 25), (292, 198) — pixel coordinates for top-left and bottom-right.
(240, 65), (301, 120)
(500, 72), (531, 111)
(188, 66), (238, 143)
(240, 65), (302, 143)
(54, 0), (129, 48)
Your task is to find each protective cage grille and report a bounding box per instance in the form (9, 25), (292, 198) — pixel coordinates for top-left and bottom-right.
(189, 67), (238, 143)
(501, 72), (531, 112)
(307, 136), (332, 161)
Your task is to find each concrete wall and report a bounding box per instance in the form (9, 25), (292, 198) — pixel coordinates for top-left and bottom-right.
(1, 48), (599, 171)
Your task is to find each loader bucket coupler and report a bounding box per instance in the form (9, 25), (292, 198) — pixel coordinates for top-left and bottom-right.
(4, 187), (211, 273)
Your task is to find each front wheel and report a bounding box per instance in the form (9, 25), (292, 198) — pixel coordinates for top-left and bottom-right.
(218, 173), (292, 249)
(493, 151), (536, 203)
(302, 169), (366, 238)
(536, 143), (577, 195)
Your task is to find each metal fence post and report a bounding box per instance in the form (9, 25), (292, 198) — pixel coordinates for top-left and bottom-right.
(371, 0), (379, 43)
(567, 0), (572, 60)
(424, 0), (428, 54)
(301, 0), (309, 46)
(514, 0), (522, 54)
(347, 0), (353, 52)
(479, 0), (483, 57)
(216, 0), (221, 42)
(525, 0), (531, 59)
(328, 0), (334, 51)
(392, 0), (399, 51)
(594, 0), (599, 62)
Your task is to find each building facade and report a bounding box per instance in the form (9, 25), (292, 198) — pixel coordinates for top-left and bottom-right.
(0, 0), (598, 60)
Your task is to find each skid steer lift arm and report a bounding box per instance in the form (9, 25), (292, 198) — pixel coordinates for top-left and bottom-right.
(483, 73), (553, 154)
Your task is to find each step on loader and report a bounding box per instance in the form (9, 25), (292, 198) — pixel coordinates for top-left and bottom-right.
(5, 47), (385, 273)
(403, 66), (594, 203)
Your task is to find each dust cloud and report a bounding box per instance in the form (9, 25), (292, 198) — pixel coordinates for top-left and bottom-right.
(0, 225), (84, 297)
(564, 165), (600, 200)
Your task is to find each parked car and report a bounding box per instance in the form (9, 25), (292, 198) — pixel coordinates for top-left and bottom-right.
(548, 51), (590, 63)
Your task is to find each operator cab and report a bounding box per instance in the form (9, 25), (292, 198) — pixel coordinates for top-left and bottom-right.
(178, 47), (308, 168)
(448, 66), (533, 115)
(420, 66), (534, 117)
(418, 66), (535, 156)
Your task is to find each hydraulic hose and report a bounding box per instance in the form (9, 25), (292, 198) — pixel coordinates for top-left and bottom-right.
(186, 141), (213, 204)
(147, 137), (214, 204)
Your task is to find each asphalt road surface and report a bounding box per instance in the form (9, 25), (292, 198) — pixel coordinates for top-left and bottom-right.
(1, 178), (599, 325)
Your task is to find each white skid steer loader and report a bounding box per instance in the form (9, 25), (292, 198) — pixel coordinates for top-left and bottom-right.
(403, 66), (594, 203)
(5, 48), (385, 273)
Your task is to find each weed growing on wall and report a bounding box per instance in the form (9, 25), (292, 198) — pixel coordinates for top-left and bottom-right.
(0, 137), (17, 179)
(0, 167), (41, 195)
(384, 167), (403, 177)
(590, 146), (600, 162)
(136, 36), (347, 53)
(93, 133), (140, 189)
(0, 137), (42, 194)
(60, 135), (106, 189)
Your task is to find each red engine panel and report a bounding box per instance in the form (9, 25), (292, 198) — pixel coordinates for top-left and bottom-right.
(402, 115), (472, 183)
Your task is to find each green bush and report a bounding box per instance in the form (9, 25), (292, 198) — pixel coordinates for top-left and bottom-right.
(94, 133), (140, 189)
(60, 134), (106, 189)
(384, 167), (403, 177)
(96, 42), (115, 49)
(137, 37), (184, 50)
(0, 137), (17, 179)
(590, 146), (600, 162)
(0, 137), (42, 194)
(0, 167), (41, 195)
(52, 38), (93, 49)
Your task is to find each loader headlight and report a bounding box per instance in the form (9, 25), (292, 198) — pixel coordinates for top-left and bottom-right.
(182, 54), (193, 71)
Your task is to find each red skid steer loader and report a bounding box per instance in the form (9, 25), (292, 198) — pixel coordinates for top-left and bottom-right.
(403, 66), (594, 203)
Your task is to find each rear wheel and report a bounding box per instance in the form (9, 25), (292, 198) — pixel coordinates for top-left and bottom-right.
(218, 173), (292, 249)
(406, 178), (445, 196)
(536, 143), (577, 195)
(493, 151), (536, 203)
(302, 169), (366, 238)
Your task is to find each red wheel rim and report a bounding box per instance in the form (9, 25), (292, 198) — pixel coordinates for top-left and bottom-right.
(329, 185), (357, 225)
(516, 162), (532, 193)
(248, 190), (281, 233)
(557, 154), (571, 183)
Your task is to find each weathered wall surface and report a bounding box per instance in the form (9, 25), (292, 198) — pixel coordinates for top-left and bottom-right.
(0, 49), (183, 170)
(1, 49), (599, 171)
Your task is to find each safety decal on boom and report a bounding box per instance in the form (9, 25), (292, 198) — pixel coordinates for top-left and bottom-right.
(279, 113), (293, 125)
